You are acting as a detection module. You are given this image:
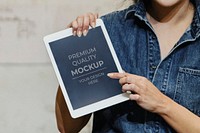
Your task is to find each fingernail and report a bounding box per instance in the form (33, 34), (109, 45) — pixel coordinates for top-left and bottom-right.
(107, 73), (113, 77)
(92, 22), (95, 28)
(126, 91), (131, 94)
(73, 31), (76, 36)
(77, 31), (82, 37)
(83, 30), (88, 36)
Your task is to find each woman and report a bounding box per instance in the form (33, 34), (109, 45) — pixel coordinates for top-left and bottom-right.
(56, 0), (200, 132)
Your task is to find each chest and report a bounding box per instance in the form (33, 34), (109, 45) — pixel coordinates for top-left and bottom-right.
(152, 24), (191, 60)
(113, 27), (200, 116)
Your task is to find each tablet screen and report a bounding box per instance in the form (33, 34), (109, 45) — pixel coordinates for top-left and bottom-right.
(49, 26), (122, 109)
(44, 19), (129, 118)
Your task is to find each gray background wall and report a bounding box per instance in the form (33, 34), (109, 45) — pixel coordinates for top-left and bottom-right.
(0, 0), (131, 132)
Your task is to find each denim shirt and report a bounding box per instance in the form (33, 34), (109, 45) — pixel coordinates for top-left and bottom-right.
(93, 1), (200, 133)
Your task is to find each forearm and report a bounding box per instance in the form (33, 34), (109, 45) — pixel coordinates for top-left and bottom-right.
(56, 86), (91, 133)
(158, 96), (200, 133)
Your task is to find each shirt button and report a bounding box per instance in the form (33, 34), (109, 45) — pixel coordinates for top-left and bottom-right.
(151, 66), (157, 70)
(152, 36), (156, 39)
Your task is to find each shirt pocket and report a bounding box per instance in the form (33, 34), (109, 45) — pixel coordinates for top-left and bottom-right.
(174, 67), (200, 116)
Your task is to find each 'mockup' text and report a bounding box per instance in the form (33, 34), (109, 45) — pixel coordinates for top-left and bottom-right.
(68, 47), (105, 77)
(71, 60), (104, 76)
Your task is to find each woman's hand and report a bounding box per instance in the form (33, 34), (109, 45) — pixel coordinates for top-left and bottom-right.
(68, 13), (98, 37)
(107, 72), (171, 114)
(108, 72), (200, 133)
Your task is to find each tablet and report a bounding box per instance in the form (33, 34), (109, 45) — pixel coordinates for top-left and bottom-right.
(43, 19), (129, 118)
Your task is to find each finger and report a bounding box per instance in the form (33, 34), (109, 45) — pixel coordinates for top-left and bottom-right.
(94, 13), (99, 19)
(119, 75), (137, 85)
(129, 94), (140, 101)
(121, 84), (129, 93)
(83, 15), (89, 36)
(122, 84), (141, 94)
(89, 13), (96, 28)
(71, 20), (78, 36)
(77, 16), (84, 37)
(107, 72), (126, 79)
(119, 77), (127, 85)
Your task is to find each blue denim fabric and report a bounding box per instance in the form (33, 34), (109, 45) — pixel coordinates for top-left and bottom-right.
(93, 0), (200, 133)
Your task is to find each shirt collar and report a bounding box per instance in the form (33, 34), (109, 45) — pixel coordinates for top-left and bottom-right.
(190, 0), (200, 39)
(124, 1), (147, 21)
(124, 0), (200, 39)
